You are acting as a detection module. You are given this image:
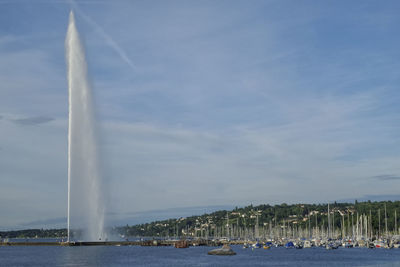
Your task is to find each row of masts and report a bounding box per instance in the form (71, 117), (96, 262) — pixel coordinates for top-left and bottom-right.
(161, 204), (399, 241)
(185, 217), (399, 241)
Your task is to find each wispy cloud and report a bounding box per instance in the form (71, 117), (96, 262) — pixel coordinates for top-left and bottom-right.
(18, 217), (66, 228)
(12, 116), (54, 126)
(338, 194), (400, 203)
(371, 174), (400, 181)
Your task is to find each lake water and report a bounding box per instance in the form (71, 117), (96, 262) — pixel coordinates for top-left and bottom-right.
(1, 245), (400, 266)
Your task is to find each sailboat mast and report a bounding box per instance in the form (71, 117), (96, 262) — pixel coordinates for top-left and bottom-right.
(347, 212), (350, 239)
(351, 213), (354, 239)
(342, 215), (345, 239)
(369, 210), (372, 240)
(332, 209), (335, 238)
(385, 203), (388, 238)
(378, 209), (381, 239)
(327, 203), (331, 239)
(356, 213), (359, 240)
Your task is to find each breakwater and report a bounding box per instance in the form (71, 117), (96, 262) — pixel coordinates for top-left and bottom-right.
(0, 240), (224, 247)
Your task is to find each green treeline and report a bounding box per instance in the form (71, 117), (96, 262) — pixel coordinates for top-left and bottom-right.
(115, 200), (400, 238)
(0, 229), (67, 239)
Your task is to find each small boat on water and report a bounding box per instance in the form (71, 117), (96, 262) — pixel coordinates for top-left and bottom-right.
(303, 240), (312, 248)
(252, 242), (261, 249)
(208, 244), (236, 256)
(326, 242), (339, 250)
(285, 241), (295, 249)
(263, 241), (272, 249)
(174, 240), (189, 248)
(295, 243), (303, 249)
(343, 241), (354, 248)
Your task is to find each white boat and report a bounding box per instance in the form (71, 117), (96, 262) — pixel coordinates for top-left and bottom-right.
(303, 240), (312, 248)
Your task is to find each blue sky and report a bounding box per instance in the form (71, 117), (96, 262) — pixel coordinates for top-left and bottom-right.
(1, 0), (400, 229)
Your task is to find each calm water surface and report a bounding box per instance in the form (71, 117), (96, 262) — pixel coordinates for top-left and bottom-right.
(1, 245), (400, 266)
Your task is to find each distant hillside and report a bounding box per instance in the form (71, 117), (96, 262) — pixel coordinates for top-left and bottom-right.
(114, 200), (400, 239)
(0, 229), (66, 239)
(2, 200), (400, 239)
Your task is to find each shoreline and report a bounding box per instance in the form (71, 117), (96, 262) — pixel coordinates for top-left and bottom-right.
(0, 240), (224, 247)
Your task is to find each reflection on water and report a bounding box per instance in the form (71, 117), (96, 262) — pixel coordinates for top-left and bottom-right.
(59, 246), (110, 266)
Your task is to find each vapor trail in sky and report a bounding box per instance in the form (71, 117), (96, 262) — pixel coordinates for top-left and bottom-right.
(69, 0), (136, 71)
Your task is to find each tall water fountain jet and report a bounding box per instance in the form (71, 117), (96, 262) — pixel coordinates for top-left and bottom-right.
(66, 11), (105, 241)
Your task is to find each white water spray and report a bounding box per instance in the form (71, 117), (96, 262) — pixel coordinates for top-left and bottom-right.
(66, 11), (105, 241)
